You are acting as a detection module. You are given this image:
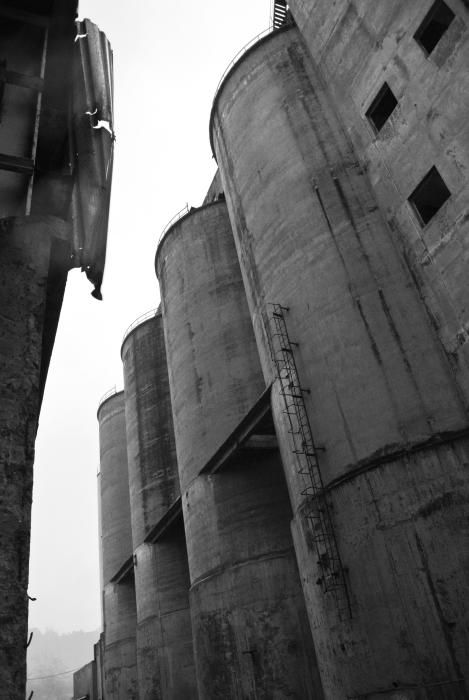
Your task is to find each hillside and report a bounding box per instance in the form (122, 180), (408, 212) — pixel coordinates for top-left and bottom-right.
(26, 628), (100, 700)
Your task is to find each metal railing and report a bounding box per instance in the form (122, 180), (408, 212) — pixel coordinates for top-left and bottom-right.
(157, 204), (190, 249)
(97, 385), (119, 411)
(212, 27), (272, 104)
(209, 7), (293, 157)
(121, 308), (157, 346)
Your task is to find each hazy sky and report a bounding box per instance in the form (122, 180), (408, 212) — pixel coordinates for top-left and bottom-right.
(29, 0), (272, 633)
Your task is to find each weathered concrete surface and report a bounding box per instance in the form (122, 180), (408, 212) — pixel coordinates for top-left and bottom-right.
(98, 392), (137, 698)
(98, 391), (133, 586)
(0, 3), (112, 695)
(122, 312), (197, 699)
(203, 169), (224, 205)
(103, 577), (138, 700)
(211, 26), (469, 698)
(122, 313), (180, 547)
(155, 202), (265, 490)
(156, 202), (323, 698)
(0, 215), (69, 700)
(287, 0), (469, 394)
(188, 453), (323, 699)
(95, 634), (105, 700)
(134, 525), (196, 700)
(73, 659), (98, 700)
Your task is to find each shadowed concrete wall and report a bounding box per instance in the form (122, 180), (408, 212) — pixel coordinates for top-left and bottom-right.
(122, 313), (197, 699)
(0, 3), (78, 695)
(97, 392), (137, 699)
(98, 392), (133, 586)
(156, 201), (323, 699)
(0, 216), (69, 698)
(156, 202), (266, 486)
(103, 576), (138, 700)
(73, 659), (97, 700)
(0, 2), (113, 694)
(287, 0), (469, 395)
(211, 25), (469, 699)
(95, 635), (105, 700)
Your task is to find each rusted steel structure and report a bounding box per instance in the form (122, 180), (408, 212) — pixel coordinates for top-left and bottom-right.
(0, 1), (114, 697)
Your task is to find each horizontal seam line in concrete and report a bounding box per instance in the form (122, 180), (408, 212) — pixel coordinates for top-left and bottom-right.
(137, 606), (190, 622)
(348, 677), (467, 698)
(324, 425), (469, 494)
(104, 637), (136, 650)
(189, 545), (295, 589)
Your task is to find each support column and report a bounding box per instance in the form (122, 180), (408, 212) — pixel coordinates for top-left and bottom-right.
(0, 215), (69, 699)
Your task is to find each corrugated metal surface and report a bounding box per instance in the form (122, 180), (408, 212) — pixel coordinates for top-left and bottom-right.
(71, 19), (114, 299)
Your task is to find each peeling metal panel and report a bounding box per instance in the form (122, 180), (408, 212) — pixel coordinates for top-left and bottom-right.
(75, 19), (114, 126)
(71, 19), (114, 299)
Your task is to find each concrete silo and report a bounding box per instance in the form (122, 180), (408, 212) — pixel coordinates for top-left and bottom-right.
(286, 0), (469, 395)
(97, 390), (137, 700)
(156, 200), (324, 699)
(121, 311), (197, 699)
(210, 24), (469, 699)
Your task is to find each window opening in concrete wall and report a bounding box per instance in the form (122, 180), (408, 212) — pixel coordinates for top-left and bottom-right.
(365, 83), (398, 132)
(408, 166), (451, 225)
(414, 0), (455, 55)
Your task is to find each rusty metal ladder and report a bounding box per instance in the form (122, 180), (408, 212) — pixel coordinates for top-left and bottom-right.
(269, 304), (351, 620)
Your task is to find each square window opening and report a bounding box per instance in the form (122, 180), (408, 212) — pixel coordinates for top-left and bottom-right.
(365, 83), (398, 133)
(414, 0), (455, 55)
(408, 166), (451, 225)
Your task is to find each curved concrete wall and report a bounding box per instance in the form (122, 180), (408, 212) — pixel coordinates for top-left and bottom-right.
(103, 577), (138, 700)
(122, 312), (180, 545)
(211, 26), (469, 698)
(98, 391), (137, 699)
(156, 201), (265, 490)
(288, 0), (469, 395)
(156, 201), (323, 699)
(134, 529), (195, 700)
(122, 312), (196, 699)
(98, 391), (133, 585)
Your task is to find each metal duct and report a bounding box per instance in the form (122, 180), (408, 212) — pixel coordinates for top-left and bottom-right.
(71, 19), (114, 299)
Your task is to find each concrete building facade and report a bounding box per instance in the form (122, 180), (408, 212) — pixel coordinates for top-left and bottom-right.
(77, 1), (469, 698)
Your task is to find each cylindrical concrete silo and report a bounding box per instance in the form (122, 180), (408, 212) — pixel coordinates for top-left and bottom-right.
(121, 311), (197, 699)
(286, 0), (469, 399)
(210, 25), (469, 699)
(97, 391), (137, 700)
(156, 200), (324, 699)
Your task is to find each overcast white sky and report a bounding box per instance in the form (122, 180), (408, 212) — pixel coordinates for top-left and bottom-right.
(29, 0), (272, 633)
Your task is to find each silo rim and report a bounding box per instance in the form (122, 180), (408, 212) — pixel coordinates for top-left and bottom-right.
(155, 199), (226, 277)
(96, 387), (124, 420)
(208, 22), (295, 160)
(120, 307), (161, 358)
